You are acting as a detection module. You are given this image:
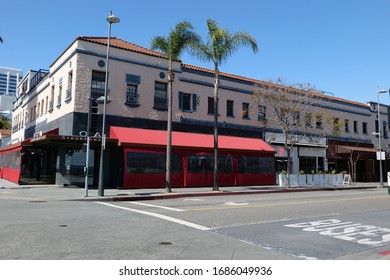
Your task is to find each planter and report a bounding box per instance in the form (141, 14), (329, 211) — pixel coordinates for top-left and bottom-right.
(278, 174), (299, 187)
(279, 173), (344, 187)
(298, 174), (307, 185)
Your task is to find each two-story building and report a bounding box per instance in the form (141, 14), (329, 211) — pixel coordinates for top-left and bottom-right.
(1, 36), (388, 187)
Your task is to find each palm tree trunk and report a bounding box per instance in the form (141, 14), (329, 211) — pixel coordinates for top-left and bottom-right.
(165, 60), (174, 193)
(213, 64), (220, 191)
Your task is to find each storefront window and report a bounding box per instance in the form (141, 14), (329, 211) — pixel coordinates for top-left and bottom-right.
(65, 149), (95, 186)
(11, 152), (20, 170)
(126, 152), (181, 174)
(4, 153), (11, 168)
(299, 156), (316, 173)
(188, 155), (233, 174)
(238, 156), (274, 174)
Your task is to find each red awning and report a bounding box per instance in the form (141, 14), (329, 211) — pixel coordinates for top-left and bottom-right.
(110, 127), (274, 153)
(337, 145), (377, 153)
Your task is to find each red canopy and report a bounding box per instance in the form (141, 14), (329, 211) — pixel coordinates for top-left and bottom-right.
(110, 127), (274, 153)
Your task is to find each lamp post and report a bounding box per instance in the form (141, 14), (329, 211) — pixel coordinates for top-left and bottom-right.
(84, 98), (92, 197)
(98, 11), (120, 197)
(377, 89), (388, 189)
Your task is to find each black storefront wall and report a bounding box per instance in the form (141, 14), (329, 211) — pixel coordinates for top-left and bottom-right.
(20, 147), (57, 184)
(21, 135), (121, 188)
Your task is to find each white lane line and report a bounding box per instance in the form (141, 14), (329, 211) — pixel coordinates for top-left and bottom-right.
(128, 201), (185, 212)
(95, 201), (210, 231)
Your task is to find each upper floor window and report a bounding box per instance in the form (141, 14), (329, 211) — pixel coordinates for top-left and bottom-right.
(126, 84), (139, 105)
(66, 71), (73, 101)
(333, 117), (340, 132)
(57, 78), (63, 107)
(316, 114), (322, 129)
(179, 92), (197, 112)
(258, 105), (266, 120)
(242, 102), (250, 119)
(305, 113), (312, 128)
(345, 119), (349, 133)
(362, 122), (368, 134)
(153, 82), (167, 110)
(354, 120), (358, 133)
(124, 73), (141, 107)
(208, 97), (214, 115)
(227, 100), (234, 117)
(49, 86), (54, 112)
(91, 70), (106, 98)
(292, 111), (300, 125)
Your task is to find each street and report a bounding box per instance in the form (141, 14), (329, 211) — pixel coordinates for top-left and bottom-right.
(1, 186), (390, 260)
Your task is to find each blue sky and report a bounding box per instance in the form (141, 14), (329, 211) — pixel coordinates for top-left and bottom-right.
(1, 0), (390, 104)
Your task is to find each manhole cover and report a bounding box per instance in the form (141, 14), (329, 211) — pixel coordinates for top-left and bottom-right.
(58, 225), (68, 228)
(159, 241), (172, 246)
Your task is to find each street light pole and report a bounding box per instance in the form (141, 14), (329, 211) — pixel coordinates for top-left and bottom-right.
(84, 98), (92, 197)
(98, 11), (120, 197)
(377, 89), (387, 189)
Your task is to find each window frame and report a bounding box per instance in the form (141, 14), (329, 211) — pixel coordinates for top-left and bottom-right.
(227, 100), (234, 117)
(242, 102), (250, 119)
(153, 82), (168, 110)
(125, 83), (140, 106)
(179, 92), (197, 112)
(362, 122), (368, 134)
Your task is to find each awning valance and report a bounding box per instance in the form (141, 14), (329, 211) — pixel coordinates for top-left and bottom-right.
(110, 127), (275, 153)
(337, 145), (377, 153)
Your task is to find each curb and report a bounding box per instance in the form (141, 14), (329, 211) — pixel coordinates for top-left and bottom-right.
(74, 185), (380, 202)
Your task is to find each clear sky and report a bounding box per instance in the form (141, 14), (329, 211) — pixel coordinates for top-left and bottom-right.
(1, 0), (390, 104)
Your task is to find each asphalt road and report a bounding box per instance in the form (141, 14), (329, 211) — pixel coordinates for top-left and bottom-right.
(1, 187), (390, 260)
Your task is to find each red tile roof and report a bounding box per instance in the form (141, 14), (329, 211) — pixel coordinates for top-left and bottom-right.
(77, 36), (168, 59)
(182, 64), (369, 108)
(77, 36), (369, 109)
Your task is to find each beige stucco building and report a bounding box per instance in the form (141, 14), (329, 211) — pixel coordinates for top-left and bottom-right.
(2, 36), (389, 187)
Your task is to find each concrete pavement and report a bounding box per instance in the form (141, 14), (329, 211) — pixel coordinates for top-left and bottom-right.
(0, 178), (385, 202)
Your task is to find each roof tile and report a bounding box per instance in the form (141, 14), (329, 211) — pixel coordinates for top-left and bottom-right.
(77, 36), (167, 59)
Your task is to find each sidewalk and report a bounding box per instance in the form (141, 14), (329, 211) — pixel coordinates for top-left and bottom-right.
(0, 178), (385, 202)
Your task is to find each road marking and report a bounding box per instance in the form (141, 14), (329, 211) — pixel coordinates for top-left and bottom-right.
(128, 201), (185, 212)
(184, 198), (204, 201)
(223, 202), (249, 206)
(0, 191), (15, 194)
(186, 195), (389, 211)
(285, 219), (390, 247)
(95, 202), (210, 231)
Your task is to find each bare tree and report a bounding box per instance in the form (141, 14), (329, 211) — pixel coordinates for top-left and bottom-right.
(252, 78), (342, 188)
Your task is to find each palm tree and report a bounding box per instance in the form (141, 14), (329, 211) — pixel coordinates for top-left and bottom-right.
(151, 21), (200, 193)
(0, 37), (3, 43)
(191, 19), (258, 191)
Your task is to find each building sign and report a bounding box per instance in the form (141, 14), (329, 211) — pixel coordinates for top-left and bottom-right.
(278, 147), (285, 156)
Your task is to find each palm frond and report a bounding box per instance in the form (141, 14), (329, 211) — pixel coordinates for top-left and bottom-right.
(151, 21), (199, 61)
(191, 19), (258, 66)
